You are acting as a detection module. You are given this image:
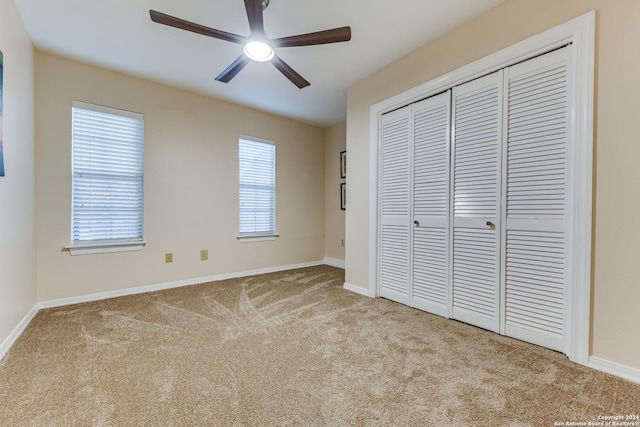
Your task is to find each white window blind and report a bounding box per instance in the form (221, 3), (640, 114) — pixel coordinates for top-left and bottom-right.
(70, 101), (144, 250)
(239, 136), (276, 237)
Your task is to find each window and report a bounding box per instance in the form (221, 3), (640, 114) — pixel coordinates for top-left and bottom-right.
(68, 101), (145, 254)
(238, 136), (276, 240)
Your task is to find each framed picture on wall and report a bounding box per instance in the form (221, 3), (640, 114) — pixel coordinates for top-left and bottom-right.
(340, 183), (346, 210)
(340, 150), (346, 178)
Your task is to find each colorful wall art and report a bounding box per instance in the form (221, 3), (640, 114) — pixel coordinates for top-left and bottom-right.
(0, 50), (4, 176)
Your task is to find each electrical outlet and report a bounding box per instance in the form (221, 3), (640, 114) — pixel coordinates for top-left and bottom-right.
(165, 253), (173, 263)
(341, 239), (345, 247)
(200, 249), (208, 261)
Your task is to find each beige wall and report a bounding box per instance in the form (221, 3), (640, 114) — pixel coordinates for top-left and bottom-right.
(35, 51), (325, 301)
(324, 122), (346, 263)
(0, 0), (36, 345)
(346, 0), (640, 370)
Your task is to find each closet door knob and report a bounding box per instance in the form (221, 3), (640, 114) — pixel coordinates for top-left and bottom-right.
(486, 221), (495, 228)
(414, 220), (420, 227)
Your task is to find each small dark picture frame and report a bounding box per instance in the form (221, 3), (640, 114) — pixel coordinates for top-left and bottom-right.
(340, 150), (347, 179)
(340, 183), (346, 210)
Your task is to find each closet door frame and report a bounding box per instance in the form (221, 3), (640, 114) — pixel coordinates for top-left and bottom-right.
(369, 12), (594, 365)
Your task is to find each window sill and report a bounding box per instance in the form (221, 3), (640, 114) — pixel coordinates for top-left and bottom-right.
(65, 240), (146, 255)
(237, 234), (279, 243)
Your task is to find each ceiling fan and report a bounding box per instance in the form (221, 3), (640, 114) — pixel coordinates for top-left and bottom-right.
(149, 0), (352, 89)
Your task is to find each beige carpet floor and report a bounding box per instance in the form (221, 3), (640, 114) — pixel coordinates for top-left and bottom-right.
(0, 265), (638, 426)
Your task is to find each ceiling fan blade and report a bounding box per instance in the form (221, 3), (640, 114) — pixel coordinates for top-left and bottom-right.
(150, 10), (247, 44)
(244, 0), (264, 35)
(215, 55), (251, 83)
(271, 27), (351, 48)
(271, 55), (310, 89)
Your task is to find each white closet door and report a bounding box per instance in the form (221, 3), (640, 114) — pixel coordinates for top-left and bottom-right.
(451, 71), (503, 333)
(412, 92), (451, 316)
(502, 47), (569, 352)
(379, 106), (412, 305)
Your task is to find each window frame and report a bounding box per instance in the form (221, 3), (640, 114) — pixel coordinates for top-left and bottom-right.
(238, 134), (278, 242)
(66, 101), (146, 255)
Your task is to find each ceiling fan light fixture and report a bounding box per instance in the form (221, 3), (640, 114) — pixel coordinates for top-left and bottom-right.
(150, 0), (351, 88)
(243, 41), (274, 62)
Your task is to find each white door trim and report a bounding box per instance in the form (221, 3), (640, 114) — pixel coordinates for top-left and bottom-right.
(369, 11), (595, 365)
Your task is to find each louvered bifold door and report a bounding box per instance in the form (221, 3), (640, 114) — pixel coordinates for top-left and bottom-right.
(412, 92), (451, 317)
(451, 71), (503, 333)
(502, 47), (570, 352)
(379, 106), (412, 305)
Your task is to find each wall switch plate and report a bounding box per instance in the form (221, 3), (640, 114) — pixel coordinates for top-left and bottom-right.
(165, 253), (173, 263)
(200, 249), (208, 261)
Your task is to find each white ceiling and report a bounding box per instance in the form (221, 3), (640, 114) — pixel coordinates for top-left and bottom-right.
(16, 0), (504, 127)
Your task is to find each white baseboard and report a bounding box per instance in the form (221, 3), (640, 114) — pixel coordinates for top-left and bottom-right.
(589, 356), (640, 385)
(0, 306), (39, 362)
(324, 257), (345, 269)
(343, 281), (373, 298)
(37, 260), (325, 310)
